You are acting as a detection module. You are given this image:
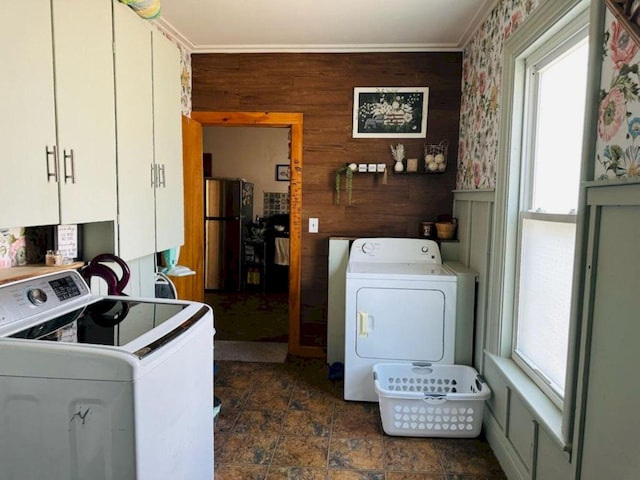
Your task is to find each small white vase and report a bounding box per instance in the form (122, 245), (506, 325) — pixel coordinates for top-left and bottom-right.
(394, 160), (404, 172)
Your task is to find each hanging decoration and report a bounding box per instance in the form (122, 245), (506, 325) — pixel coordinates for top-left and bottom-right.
(335, 163), (357, 205)
(119, 0), (161, 19)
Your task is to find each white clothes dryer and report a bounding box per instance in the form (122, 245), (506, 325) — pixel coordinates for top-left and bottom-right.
(344, 237), (466, 402)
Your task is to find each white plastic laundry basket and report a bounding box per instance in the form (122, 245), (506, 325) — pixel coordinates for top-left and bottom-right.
(373, 362), (491, 438)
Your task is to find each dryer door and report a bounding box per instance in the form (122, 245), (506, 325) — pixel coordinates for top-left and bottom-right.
(354, 286), (446, 361)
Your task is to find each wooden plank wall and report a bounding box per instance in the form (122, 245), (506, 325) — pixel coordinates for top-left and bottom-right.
(191, 52), (462, 347)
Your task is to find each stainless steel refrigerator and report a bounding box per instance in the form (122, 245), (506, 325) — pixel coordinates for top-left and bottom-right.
(204, 178), (254, 290)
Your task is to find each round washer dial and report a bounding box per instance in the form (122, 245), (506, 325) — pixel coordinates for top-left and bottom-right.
(26, 288), (48, 306)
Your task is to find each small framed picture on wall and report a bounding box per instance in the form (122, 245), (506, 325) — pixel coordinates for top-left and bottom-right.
(275, 164), (290, 181)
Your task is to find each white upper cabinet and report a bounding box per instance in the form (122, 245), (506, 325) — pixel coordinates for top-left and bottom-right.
(0, 0), (116, 229)
(1, 0), (182, 262)
(152, 30), (184, 253)
(113, 0), (156, 261)
(113, 1), (184, 260)
(53, 0), (117, 225)
(0, 1), (58, 228)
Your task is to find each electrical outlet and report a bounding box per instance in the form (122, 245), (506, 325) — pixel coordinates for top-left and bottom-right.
(309, 218), (319, 233)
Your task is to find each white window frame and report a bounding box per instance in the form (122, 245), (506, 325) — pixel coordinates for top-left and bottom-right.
(486, 0), (595, 449)
(511, 25), (588, 408)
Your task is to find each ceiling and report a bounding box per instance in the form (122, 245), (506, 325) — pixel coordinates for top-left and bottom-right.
(154, 0), (496, 53)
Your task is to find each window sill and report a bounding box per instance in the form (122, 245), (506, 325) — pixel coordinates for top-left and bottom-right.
(485, 352), (568, 453)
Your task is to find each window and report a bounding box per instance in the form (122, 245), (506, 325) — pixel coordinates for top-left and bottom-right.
(511, 21), (589, 407)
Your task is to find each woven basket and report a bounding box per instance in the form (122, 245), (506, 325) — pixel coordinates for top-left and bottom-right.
(435, 221), (457, 240)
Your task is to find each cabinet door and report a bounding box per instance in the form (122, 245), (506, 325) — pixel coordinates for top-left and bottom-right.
(52, 0), (117, 225)
(152, 30), (184, 252)
(113, 0), (155, 260)
(0, 1), (59, 228)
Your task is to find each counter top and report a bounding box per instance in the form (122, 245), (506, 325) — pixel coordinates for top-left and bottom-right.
(0, 262), (85, 286)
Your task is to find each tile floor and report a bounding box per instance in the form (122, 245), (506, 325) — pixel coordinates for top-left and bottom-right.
(214, 357), (506, 480)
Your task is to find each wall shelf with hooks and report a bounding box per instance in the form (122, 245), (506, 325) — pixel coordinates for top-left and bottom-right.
(334, 163), (388, 205)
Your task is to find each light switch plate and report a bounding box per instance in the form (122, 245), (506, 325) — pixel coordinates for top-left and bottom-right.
(309, 217), (319, 233)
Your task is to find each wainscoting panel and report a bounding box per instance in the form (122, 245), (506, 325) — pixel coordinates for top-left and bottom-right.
(453, 190), (494, 369)
(578, 183), (640, 480)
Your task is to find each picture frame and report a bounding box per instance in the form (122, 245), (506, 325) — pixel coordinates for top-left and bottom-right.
(275, 164), (290, 181)
(352, 87), (429, 138)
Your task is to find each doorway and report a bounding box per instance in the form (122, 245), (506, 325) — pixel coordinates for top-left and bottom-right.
(203, 126), (290, 344)
(187, 112), (319, 357)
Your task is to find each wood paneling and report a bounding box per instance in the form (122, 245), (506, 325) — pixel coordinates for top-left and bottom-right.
(192, 52), (462, 349)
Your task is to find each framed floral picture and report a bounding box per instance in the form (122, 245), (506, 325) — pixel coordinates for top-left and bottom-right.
(352, 87), (429, 138)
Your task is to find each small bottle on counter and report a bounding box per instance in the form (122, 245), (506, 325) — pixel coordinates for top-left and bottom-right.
(45, 250), (64, 266)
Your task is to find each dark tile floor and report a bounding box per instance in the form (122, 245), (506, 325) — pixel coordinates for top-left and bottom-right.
(214, 357), (506, 480)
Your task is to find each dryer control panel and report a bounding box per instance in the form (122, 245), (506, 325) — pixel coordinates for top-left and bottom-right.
(350, 238), (442, 264)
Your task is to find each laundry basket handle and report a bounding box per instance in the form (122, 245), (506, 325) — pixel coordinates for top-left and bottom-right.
(411, 362), (434, 375)
(422, 393), (447, 405)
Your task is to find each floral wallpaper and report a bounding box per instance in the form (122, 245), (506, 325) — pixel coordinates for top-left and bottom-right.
(456, 0), (541, 190)
(595, 9), (640, 179)
(458, 2), (640, 188)
(178, 43), (192, 116)
(157, 29), (192, 115)
(0, 228), (26, 269)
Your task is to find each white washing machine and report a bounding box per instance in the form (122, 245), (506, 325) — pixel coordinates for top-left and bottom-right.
(0, 269), (214, 479)
(344, 237), (474, 402)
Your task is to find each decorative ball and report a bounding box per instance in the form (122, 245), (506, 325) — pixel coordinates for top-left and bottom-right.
(435, 153), (445, 164)
(427, 162), (438, 171)
(425, 154), (435, 164)
(438, 163), (446, 172)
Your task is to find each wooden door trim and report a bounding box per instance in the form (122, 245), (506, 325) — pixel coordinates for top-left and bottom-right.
(173, 116), (205, 302)
(192, 111), (321, 358)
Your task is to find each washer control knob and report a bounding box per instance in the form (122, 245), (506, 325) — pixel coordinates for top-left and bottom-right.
(27, 288), (47, 306)
(421, 246), (429, 253)
(361, 242), (374, 254)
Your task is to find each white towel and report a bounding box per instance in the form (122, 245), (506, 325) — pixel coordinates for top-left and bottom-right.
(274, 237), (289, 266)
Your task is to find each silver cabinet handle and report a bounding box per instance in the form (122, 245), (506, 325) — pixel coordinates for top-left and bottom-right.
(46, 145), (58, 182)
(150, 163), (156, 187)
(63, 149), (75, 184)
(158, 163), (166, 188)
